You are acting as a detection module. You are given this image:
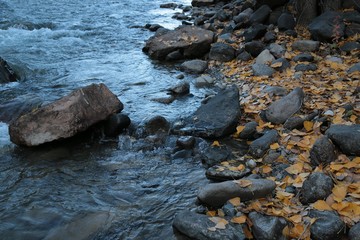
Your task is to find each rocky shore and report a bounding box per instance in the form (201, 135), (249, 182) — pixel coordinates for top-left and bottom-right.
(1, 0), (359, 239)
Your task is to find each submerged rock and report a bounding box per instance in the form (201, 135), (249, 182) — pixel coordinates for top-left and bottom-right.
(9, 84), (122, 146)
(0, 57), (18, 83)
(103, 113), (131, 137)
(326, 124), (360, 156)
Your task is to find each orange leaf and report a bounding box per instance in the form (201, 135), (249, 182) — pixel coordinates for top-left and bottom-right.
(231, 215), (247, 224)
(285, 162), (304, 175)
(303, 121), (314, 132)
(234, 179), (253, 188)
(262, 165), (272, 174)
(229, 197), (241, 207)
(270, 143), (280, 150)
(237, 164), (245, 171)
(332, 184), (348, 202)
(312, 200), (332, 211)
(212, 141), (221, 147)
(289, 214), (302, 223)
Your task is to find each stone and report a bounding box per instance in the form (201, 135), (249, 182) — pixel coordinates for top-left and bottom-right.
(165, 50), (183, 61)
(252, 63), (275, 76)
(265, 87), (304, 124)
(345, 23), (360, 37)
(104, 113), (130, 137)
(0, 57), (18, 83)
(244, 40), (265, 57)
(195, 74), (214, 88)
(269, 43), (285, 58)
(243, 24), (267, 42)
(349, 63), (360, 74)
(168, 81), (190, 95)
(255, 49), (275, 65)
(143, 26), (214, 60)
(326, 124), (360, 156)
(262, 86), (288, 96)
(249, 129), (279, 158)
(176, 136), (196, 150)
(198, 178), (276, 207)
(146, 24), (164, 32)
(172, 86), (240, 138)
(180, 59), (208, 74)
(292, 40), (320, 52)
(237, 51), (252, 61)
(300, 172), (333, 204)
(209, 42), (236, 62)
(139, 115), (170, 137)
(310, 136), (337, 167)
(295, 63), (317, 72)
(206, 164), (251, 181)
(277, 12), (296, 31)
(293, 53), (314, 62)
(248, 212), (287, 240)
(249, 5), (271, 24)
(9, 84), (122, 146)
(160, 3), (177, 9)
(340, 41), (360, 53)
(271, 58), (290, 72)
(309, 210), (345, 240)
(264, 31), (276, 43)
(191, 0), (217, 7)
(349, 222), (360, 240)
(255, 0), (289, 9)
(200, 145), (232, 169)
(173, 210), (246, 240)
(308, 11), (345, 42)
(239, 121), (258, 140)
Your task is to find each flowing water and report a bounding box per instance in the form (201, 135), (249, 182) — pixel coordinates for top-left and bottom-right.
(0, 1), (209, 239)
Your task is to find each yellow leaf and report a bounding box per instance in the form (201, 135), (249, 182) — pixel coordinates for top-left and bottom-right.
(217, 209), (225, 217)
(270, 143), (280, 150)
(289, 214), (302, 224)
(271, 61), (283, 68)
(332, 184), (348, 202)
(215, 222), (227, 229)
(207, 211), (217, 217)
(262, 165), (272, 174)
(285, 162), (304, 175)
(236, 126), (245, 135)
(350, 115), (358, 123)
(303, 121), (314, 132)
(229, 197), (241, 206)
(212, 141), (221, 147)
(231, 215), (247, 224)
(234, 179), (253, 188)
(330, 163), (344, 171)
(312, 200), (333, 211)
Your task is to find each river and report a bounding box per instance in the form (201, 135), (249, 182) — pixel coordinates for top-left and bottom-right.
(0, 0), (209, 239)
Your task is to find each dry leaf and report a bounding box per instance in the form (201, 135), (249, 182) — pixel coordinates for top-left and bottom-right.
(303, 121), (314, 132)
(231, 215), (247, 224)
(332, 184), (348, 203)
(270, 143), (280, 150)
(312, 200), (333, 211)
(212, 141), (221, 147)
(262, 165), (272, 174)
(234, 179), (253, 188)
(229, 197), (241, 207)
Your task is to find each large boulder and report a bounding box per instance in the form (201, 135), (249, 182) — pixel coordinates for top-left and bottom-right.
(143, 26), (214, 60)
(172, 86), (240, 139)
(308, 11), (345, 42)
(9, 84), (122, 146)
(325, 124), (360, 156)
(0, 57), (18, 83)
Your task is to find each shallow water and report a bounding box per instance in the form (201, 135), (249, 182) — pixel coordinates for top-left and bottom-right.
(0, 1), (209, 239)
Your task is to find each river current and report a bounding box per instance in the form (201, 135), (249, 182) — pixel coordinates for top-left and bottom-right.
(0, 1), (209, 239)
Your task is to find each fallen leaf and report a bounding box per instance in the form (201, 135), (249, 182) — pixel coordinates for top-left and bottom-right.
(231, 215), (247, 224)
(332, 184), (348, 202)
(270, 142), (280, 150)
(234, 179), (253, 188)
(229, 197), (241, 207)
(289, 214), (302, 223)
(312, 200), (333, 211)
(303, 121), (314, 132)
(285, 162), (304, 175)
(262, 165), (272, 174)
(212, 140), (221, 147)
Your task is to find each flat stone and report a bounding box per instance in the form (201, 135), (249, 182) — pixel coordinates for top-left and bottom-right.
(293, 53), (314, 62)
(295, 63), (318, 71)
(206, 164), (251, 181)
(195, 74), (214, 88)
(300, 172), (334, 204)
(325, 124), (360, 156)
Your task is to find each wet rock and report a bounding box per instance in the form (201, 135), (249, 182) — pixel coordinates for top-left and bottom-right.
(264, 87), (304, 124)
(206, 165), (251, 181)
(198, 178), (276, 207)
(255, 49), (275, 65)
(146, 24), (164, 32)
(151, 94), (176, 104)
(340, 41), (360, 53)
(249, 129), (279, 158)
(9, 84), (122, 146)
(277, 12), (296, 31)
(181, 59), (208, 74)
(349, 222), (360, 240)
(168, 81), (190, 95)
(295, 63), (317, 71)
(239, 121), (258, 140)
(326, 124), (360, 156)
(176, 136), (196, 149)
(140, 115), (170, 137)
(252, 63), (275, 76)
(309, 210), (345, 240)
(271, 58), (290, 72)
(233, 10), (252, 26)
(308, 11), (345, 42)
(248, 212), (287, 240)
(292, 40), (320, 52)
(310, 135), (337, 167)
(0, 94), (43, 123)
(160, 3), (177, 9)
(269, 43), (285, 58)
(0, 57), (18, 83)
(200, 145), (232, 169)
(300, 172), (333, 204)
(172, 86), (240, 139)
(249, 5), (271, 24)
(243, 24), (267, 42)
(143, 26), (214, 60)
(245, 40), (265, 57)
(195, 74), (215, 88)
(166, 50), (183, 61)
(173, 210), (246, 240)
(104, 113), (131, 137)
(348, 63), (360, 74)
(293, 53), (314, 62)
(209, 42), (236, 62)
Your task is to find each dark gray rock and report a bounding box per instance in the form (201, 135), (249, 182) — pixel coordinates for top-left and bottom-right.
(140, 115), (170, 136)
(168, 81), (190, 95)
(104, 114), (130, 137)
(308, 11), (345, 42)
(143, 26), (214, 60)
(248, 212), (287, 240)
(255, 49), (275, 65)
(245, 40), (265, 57)
(264, 31), (276, 43)
(176, 136), (196, 150)
(345, 22), (360, 37)
(292, 40), (320, 52)
(198, 178), (276, 207)
(237, 51), (252, 61)
(310, 135), (337, 167)
(243, 24), (268, 42)
(0, 57), (18, 83)
(265, 87), (304, 124)
(340, 41), (360, 53)
(349, 63), (360, 74)
(181, 59), (208, 74)
(173, 210), (246, 240)
(249, 129), (279, 158)
(9, 84), (123, 146)
(239, 121), (258, 139)
(295, 63), (317, 71)
(206, 165), (251, 181)
(262, 86), (288, 96)
(349, 222), (360, 240)
(293, 53), (314, 62)
(277, 12), (296, 31)
(194, 74), (215, 88)
(172, 86), (240, 139)
(165, 50), (183, 61)
(309, 210), (345, 240)
(146, 24), (164, 32)
(326, 124), (360, 156)
(160, 3), (177, 9)
(300, 172), (333, 204)
(256, 0), (289, 9)
(249, 5), (271, 24)
(252, 63), (275, 76)
(200, 145), (232, 169)
(271, 58), (290, 72)
(269, 43), (285, 58)
(209, 42), (236, 62)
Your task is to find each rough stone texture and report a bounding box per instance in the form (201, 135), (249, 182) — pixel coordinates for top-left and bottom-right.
(248, 212), (287, 240)
(310, 135), (337, 167)
(300, 172), (333, 204)
(195, 74), (214, 88)
(206, 165), (251, 181)
(243, 24), (267, 42)
(138, 115), (170, 137)
(245, 40), (265, 57)
(308, 11), (345, 42)
(0, 57), (18, 83)
(209, 42), (236, 62)
(173, 210), (246, 240)
(180, 59), (208, 74)
(9, 84), (122, 146)
(103, 113), (130, 137)
(252, 63), (275, 77)
(255, 49), (275, 65)
(265, 87), (304, 124)
(349, 222), (360, 240)
(198, 178), (276, 207)
(292, 40), (320, 52)
(143, 26), (214, 60)
(249, 129), (279, 158)
(172, 86), (240, 139)
(249, 5), (271, 24)
(326, 124), (360, 156)
(309, 210), (345, 240)
(277, 12), (296, 31)
(168, 82), (190, 95)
